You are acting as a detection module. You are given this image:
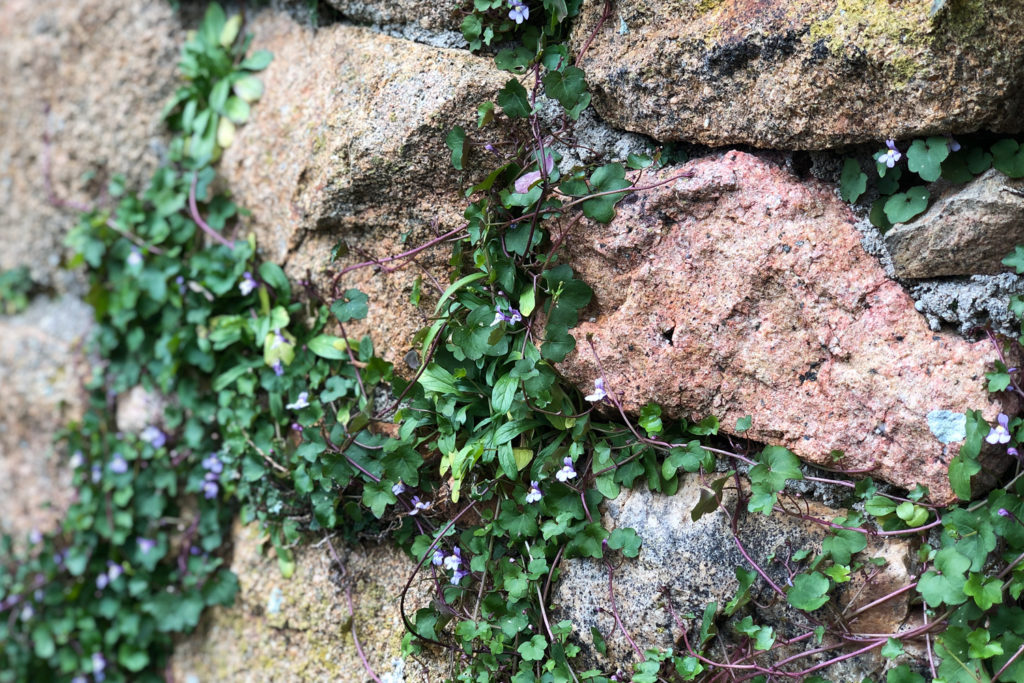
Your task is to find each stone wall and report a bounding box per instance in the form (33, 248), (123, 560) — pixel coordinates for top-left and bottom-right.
(2, 0), (1022, 680)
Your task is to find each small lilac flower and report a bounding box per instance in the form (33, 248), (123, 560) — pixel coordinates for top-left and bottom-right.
(20, 605), (34, 621)
(998, 508), (1011, 517)
(484, 143), (495, 152)
(126, 249), (143, 269)
(508, 0), (529, 24)
(203, 480), (219, 499)
(392, 481), (406, 495)
(107, 562), (123, 582)
(29, 529), (42, 545)
(409, 496), (431, 515)
(946, 135), (961, 152)
(176, 275), (186, 295)
(137, 537), (157, 554)
(202, 454), (224, 474)
(491, 305), (523, 327)
(431, 549), (445, 566)
(91, 464), (102, 483)
(286, 392), (310, 410)
(54, 552), (64, 566)
(514, 152), (554, 193)
(878, 139), (902, 168)
(272, 360), (284, 377)
(69, 451), (84, 469)
(584, 378), (607, 402)
(443, 547), (463, 571)
(109, 453), (129, 474)
(140, 425), (166, 449)
(555, 456), (577, 483)
(71, 677), (87, 683)
(272, 328), (289, 348)
(525, 481), (543, 503)
(239, 271), (258, 296)
(291, 422), (303, 433)
(451, 567), (469, 585)
(986, 413), (1012, 445)
(95, 573), (109, 590)
(1010, 447), (1020, 458)
(92, 652), (106, 673)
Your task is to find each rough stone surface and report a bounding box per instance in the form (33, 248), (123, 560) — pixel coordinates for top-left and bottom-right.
(325, 0), (465, 43)
(886, 169), (1024, 279)
(910, 273), (1024, 337)
(172, 522), (445, 682)
(559, 151), (1011, 505)
(553, 479), (913, 678)
(0, 298), (92, 539)
(0, 0), (185, 292)
(569, 0), (1024, 149)
(220, 11), (507, 365)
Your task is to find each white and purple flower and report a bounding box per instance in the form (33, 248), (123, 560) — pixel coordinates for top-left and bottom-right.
(555, 457), (577, 483)
(239, 271), (258, 296)
(584, 378), (607, 402)
(140, 425), (166, 449)
(109, 453), (129, 474)
(877, 139), (902, 169)
(491, 305), (523, 327)
(286, 391), (310, 410)
(525, 481), (543, 504)
(409, 496), (431, 515)
(986, 413), (1012, 445)
(508, 0), (529, 24)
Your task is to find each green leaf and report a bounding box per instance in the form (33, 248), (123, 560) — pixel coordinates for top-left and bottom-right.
(639, 403), (663, 435)
(883, 186), (930, 224)
(907, 136), (950, 182)
(542, 66), (587, 111)
(240, 50), (273, 71)
(748, 446), (803, 515)
(839, 158), (867, 203)
(446, 126), (466, 171)
(419, 363), (460, 395)
(869, 197), (893, 232)
(223, 96), (251, 124)
(963, 573), (1003, 611)
(724, 567), (756, 616)
(308, 334), (351, 360)
(258, 261), (290, 300)
(607, 527), (642, 557)
(581, 163), (631, 223)
(1003, 246), (1024, 274)
(736, 616), (775, 651)
(886, 664), (925, 683)
(993, 139), (1024, 178)
(518, 634), (547, 661)
(735, 415), (752, 432)
(31, 624), (54, 659)
(787, 572), (830, 611)
(232, 75), (264, 103)
(332, 289), (369, 322)
(917, 547), (970, 607)
(865, 495), (897, 517)
(491, 373), (519, 414)
(881, 637), (905, 658)
(497, 79), (532, 118)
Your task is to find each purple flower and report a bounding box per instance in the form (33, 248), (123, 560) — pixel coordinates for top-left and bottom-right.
(946, 135), (961, 152)
(556, 456), (577, 483)
(1010, 447), (1020, 458)
(106, 563), (123, 582)
(202, 454), (224, 474)
(137, 537), (157, 554)
(451, 567), (469, 585)
(443, 546), (463, 571)
(491, 305), (523, 327)
(203, 480), (219, 499)
(291, 422), (303, 433)
(109, 453), (129, 474)
(96, 573), (109, 590)
(272, 360), (284, 377)
(92, 652), (106, 673)
(20, 605), (34, 621)
(239, 271), (258, 296)
(431, 549), (445, 566)
(513, 153), (554, 194)
(126, 249), (143, 269)
(484, 143), (495, 152)
(28, 529), (42, 545)
(392, 481), (406, 495)
(584, 378), (607, 402)
(69, 451), (84, 469)
(878, 140), (902, 168)
(508, 0), (529, 24)
(986, 413), (1011, 445)
(526, 481), (543, 503)
(409, 496), (431, 515)
(141, 425), (166, 449)
(998, 508), (1011, 517)
(71, 677), (87, 683)
(272, 328), (289, 348)
(286, 392), (310, 410)
(91, 464), (102, 483)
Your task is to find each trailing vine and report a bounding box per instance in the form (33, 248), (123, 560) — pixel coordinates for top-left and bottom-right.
(3, 3), (1024, 683)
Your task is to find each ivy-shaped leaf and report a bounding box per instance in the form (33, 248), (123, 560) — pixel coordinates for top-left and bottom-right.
(839, 158), (867, 202)
(446, 126), (466, 171)
(497, 79), (532, 118)
(883, 186), (930, 224)
(917, 548), (970, 607)
(906, 136), (950, 182)
(581, 163), (631, 223)
(787, 571), (830, 611)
